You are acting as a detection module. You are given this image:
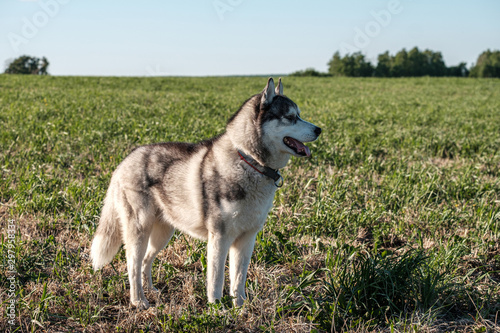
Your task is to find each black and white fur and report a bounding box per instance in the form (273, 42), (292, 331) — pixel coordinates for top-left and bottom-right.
(90, 78), (321, 309)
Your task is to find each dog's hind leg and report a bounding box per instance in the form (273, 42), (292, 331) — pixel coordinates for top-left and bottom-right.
(118, 190), (155, 310)
(229, 230), (258, 306)
(142, 220), (175, 292)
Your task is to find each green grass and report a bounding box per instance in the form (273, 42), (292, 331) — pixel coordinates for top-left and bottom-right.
(0, 75), (499, 332)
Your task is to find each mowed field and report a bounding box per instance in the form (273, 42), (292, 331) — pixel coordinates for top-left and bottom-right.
(0, 75), (499, 332)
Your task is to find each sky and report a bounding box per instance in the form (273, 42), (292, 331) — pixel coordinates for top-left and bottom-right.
(1, 0), (499, 76)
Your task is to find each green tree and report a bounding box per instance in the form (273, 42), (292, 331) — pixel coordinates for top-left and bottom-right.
(289, 68), (329, 77)
(5, 55), (50, 75)
(447, 62), (469, 77)
(375, 51), (392, 77)
(408, 47), (426, 76)
(469, 50), (500, 78)
(39, 57), (49, 75)
(351, 53), (374, 77)
(426, 50), (446, 76)
(392, 49), (412, 77)
(328, 52), (373, 77)
(327, 52), (343, 76)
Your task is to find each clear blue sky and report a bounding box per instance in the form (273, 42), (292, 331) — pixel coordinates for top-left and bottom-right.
(1, 0), (499, 76)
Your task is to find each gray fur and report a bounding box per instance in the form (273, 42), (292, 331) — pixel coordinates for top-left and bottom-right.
(90, 78), (321, 309)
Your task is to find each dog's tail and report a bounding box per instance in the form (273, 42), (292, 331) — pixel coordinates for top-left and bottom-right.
(90, 187), (122, 271)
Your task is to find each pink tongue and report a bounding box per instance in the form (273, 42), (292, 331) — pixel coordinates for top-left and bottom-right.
(288, 138), (311, 157)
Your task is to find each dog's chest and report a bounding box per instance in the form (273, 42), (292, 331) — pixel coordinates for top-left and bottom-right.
(219, 184), (275, 234)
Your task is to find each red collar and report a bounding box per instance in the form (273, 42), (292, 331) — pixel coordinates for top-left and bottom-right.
(237, 151), (283, 187)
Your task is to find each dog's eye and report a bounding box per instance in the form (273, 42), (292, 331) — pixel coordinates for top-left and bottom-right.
(284, 115), (297, 122)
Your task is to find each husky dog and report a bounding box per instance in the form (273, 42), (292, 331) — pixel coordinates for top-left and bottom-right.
(91, 78), (321, 309)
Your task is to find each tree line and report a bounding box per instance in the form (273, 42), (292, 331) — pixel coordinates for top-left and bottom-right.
(291, 48), (500, 78)
(5, 49), (500, 78)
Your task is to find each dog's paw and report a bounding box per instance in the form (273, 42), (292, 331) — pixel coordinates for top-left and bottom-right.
(131, 298), (150, 310)
(231, 293), (246, 308)
(143, 282), (160, 293)
(146, 285), (159, 293)
(233, 298), (246, 308)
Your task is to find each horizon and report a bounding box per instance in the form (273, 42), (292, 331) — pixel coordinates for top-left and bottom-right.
(2, 0), (499, 76)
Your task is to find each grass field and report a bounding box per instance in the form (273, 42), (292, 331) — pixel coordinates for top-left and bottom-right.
(1, 75), (499, 332)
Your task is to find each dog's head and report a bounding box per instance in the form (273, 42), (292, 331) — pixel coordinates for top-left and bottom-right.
(259, 78), (321, 158)
(227, 78), (321, 169)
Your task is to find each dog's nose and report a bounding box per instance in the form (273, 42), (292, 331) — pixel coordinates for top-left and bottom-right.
(314, 127), (322, 136)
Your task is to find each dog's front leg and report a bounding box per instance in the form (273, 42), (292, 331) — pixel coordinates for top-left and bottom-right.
(206, 231), (232, 303)
(229, 230), (258, 306)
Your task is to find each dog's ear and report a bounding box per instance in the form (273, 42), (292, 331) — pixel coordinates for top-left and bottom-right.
(261, 77), (275, 105)
(275, 77), (283, 95)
